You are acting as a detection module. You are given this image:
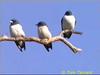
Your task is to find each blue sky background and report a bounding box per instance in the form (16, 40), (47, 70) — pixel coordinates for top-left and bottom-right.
(0, 0), (100, 74)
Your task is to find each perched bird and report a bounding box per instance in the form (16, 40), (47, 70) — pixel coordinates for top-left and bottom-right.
(9, 19), (26, 52)
(36, 21), (52, 52)
(61, 10), (76, 38)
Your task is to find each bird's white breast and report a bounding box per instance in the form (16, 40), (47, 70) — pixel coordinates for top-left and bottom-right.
(10, 24), (25, 37)
(63, 15), (75, 30)
(38, 26), (52, 39)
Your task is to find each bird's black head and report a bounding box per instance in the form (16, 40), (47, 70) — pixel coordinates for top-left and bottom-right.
(36, 21), (47, 27)
(65, 10), (72, 15)
(10, 19), (19, 25)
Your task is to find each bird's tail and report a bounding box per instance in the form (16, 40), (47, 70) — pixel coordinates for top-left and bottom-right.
(44, 43), (52, 52)
(63, 31), (72, 38)
(15, 41), (26, 52)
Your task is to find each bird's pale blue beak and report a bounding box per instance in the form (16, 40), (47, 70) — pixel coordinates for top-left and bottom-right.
(10, 20), (13, 23)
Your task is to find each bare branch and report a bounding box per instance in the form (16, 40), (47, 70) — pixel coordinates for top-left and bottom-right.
(72, 31), (83, 35)
(0, 34), (82, 53)
(58, 36), (82, 53)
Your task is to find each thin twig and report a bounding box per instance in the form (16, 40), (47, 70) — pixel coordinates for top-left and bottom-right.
(60, 30), (82, 36)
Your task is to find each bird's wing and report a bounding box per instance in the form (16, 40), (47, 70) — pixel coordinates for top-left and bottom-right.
(17, 24), (25, 36)
(10, 24), (25, 37)
(61, 17), (64, 30)
(15, 24), (25, 36)
(38, 26), (52, 39)
(18, 28), (25, 36)
(75, 19), (77, 26)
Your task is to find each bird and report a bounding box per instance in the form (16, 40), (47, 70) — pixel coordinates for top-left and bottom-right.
(61, 10), (76, 38)
(9, 19), (26, 52)
(36, 21), (52, 52)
